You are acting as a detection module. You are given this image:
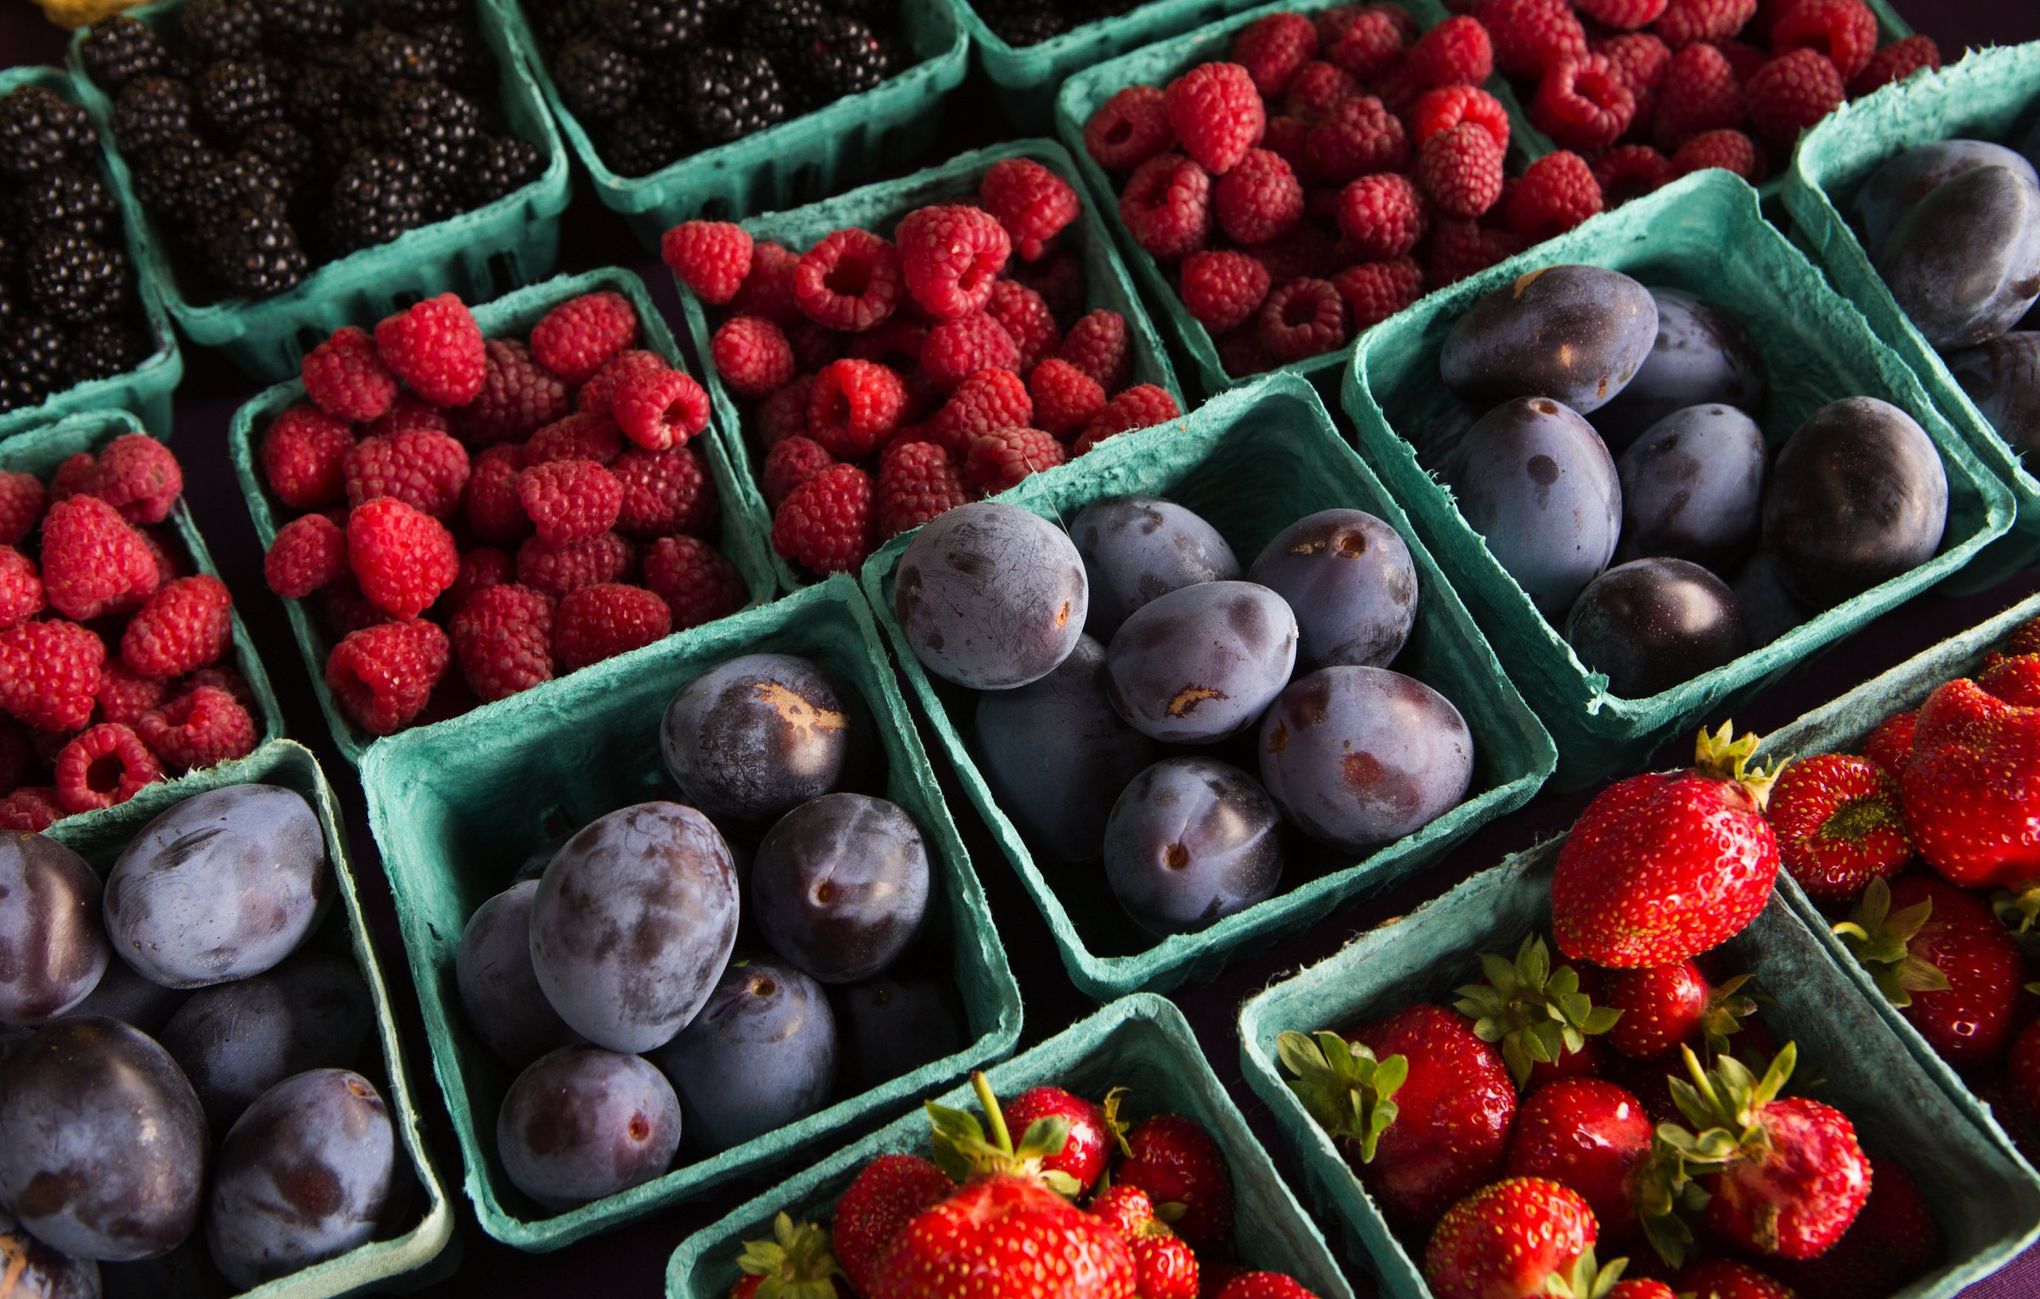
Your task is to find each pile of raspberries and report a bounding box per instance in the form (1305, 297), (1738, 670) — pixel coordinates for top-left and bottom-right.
(0, 434), (260, 832)
(662, 156), (1181, 579)
(257, 290), (748, 738)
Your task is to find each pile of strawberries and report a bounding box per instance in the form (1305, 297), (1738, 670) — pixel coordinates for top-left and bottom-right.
(0, 434), (259, 831)
(661, 157), (1181, 580)
(257, 290), (748, 738)
(728, 1074), (1324, 1299)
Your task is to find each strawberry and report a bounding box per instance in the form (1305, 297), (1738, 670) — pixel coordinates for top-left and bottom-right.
(1503, 1078), (1651, 1238)
(1599, 960), (1755, 1060)
(833, 1154), (954, 1294)
(1900, 677), (2040, 891)
(1212, 1273), (1319, 1299)
(1451, 934), (1621, 1085)
(1112, 1109), (1235, 1252)
(1552, 725), (1782, 968)
(2002, 615), (2040, 658)
(1677, 1258), (1796, 1299)
(1608, 1282), (1676, 1299)
(1861, 710), (1917, 775)
(1129, 1234), (1199, 1299)
(1090, 1183), (1159, 1238)
(728, 1212), (841, 1299)
(1980, 651), (2040, 705)
(1005, 1086), (1110, 1194)
(1422, 1177), (1598, 1299)
(873, 1174), (1136, 1298)
(1765, 753), (1912, 900)
(1837, 874), (2023, 1065)
(1278, 1005), (1515, 1225)
(1769, 1154), (1938, 1299)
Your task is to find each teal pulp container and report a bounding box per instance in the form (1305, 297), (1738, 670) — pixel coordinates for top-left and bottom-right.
(860, 372), (1556, 1000)
(358, 576), (1025, 1252)
(66, 0), (574, 383)
(1343, 169), (2014, 788)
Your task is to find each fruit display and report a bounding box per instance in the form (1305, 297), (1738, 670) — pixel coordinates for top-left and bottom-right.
(74, 2), (547, 303)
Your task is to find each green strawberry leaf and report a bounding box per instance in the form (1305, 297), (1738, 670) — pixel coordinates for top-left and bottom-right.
(735, 1212), (842, 1299)
(1836, 878), (1953, 1008)
(1452, 934), (1621, 1088)
(1277, 1029), (1406, 1162)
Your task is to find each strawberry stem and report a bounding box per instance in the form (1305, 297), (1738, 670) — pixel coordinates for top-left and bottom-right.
(972, 1072), (1014, 1156)
(1692, 721), (1784, 808)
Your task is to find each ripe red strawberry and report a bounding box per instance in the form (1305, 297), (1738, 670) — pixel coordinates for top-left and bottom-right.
(1980, 651), (2040, 706)
(832, 1154), (954, 1294)
(1089, 1183), (1158, 1238)
(1503, 1079), (1651, 1238)
(1552, 725), (1781, 968)
(1129, 1234), (1199, 1299)
(1112, 1110), (1235, 1252)
(1599, 960), (1755, 1059)
(1677, 1258), (1796, 1299)
(1769, 1154), (1938, 1299)
(1837, 874), (2023, 1065)
(1901, 677), (2040, 891)
(1004, 1086), (1110, 1195)
(1766, 753), (1912, 900)
(1212, 1273), (1319, 1299)
(727, 1212), (840, 1299)
(1422, 1177), (1598, 1299)
(1451, 934), (1621, 1085)
(1861, 709), (1917, 775)
(871, 1175), (1135, 1298)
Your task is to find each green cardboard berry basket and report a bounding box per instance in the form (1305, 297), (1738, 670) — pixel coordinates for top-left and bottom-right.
(665, 994), (1358, 1299)
(486, 0), (968, 247)
(859, 372), (1556, 1000)
(1341, 168), (2014, 789)
(674, 138), (1181, 595)
(1236, 839), (2040, 1299)
(50, 738), (455, 1299)
(66, 0), (574, 383)
(226, 266), (778, 767)
(1784, 43), (2040, 589)
(4, 406), (285, 834)
(358, 575), (1024, 1252)
(0, 66), (181, 443)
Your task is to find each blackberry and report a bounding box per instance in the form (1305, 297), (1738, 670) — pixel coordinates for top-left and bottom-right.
(327, 150), (427, 251)
(415, 20), (495, 98)
(285, 63), (351, 133)
(374, 81), (481, 189)
(368, 0), (466, 30)
(112, 76), (195, 154)
(539, 0), (604, 48)
(0, 316), (66, 411)
(0, 86), (94, 176)
(206, 205), (310, 297)
(554, 37), (641, 121)
(0, 280), (15, 332)
(67, 318), (152, 384)
(132, 134), (223, 223)
(0, 231), (16, 278)
(196, 59), (285, 141)
(601, 112), (684, 177)
(740, 0), (825, 64)
(80, 16), (168, 92)
(462, 133), (544, 205)
(238, 120), (316, 201)
(345, 26), (441, 104)
(180, 0), (266, 61)
(801, 15), (893, 104)
(594, 0), (716, 50)
(13, 168), (119, 242)
(25, 235), (128, 325)
(188, 153), (285, 237)
(265, 0), (354, 49)
(680, 47), (787, 146)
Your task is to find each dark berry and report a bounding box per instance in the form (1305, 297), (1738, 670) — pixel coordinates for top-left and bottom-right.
(12, 167), (118, 242)
(206, 204), (310, 297)
(554, 36), (642, 121)
(327, 150), (427, 252)
(265, 0), (354, 47)
(24, 234), (128, 325)
(600, 112), (683, 176)
(414, 19), (496, 97)
(680, 46), (787, 145)
(0, 316), (66, 410)
(463, 133), (545, 205)
(112, 76), (195, 153)
(801, 15), (893, 105)
(68, 319), (153, 384)
(0, 85), (93, 176)
(132, 135), (222, 223)
(344, 25), (440, 103)
(375, 81), (480, 187)
(196, 58), (285, 140)
(594, 0), (715, 49)
(81, 16), (168, 92)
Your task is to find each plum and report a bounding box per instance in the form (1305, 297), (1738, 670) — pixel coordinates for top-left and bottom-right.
(1729, 551), (1815, 648)
(1615, 404), (1767, 567)
(205, 1069), (394, 1289)
(751, 794), (930, 984)
(1103, 758), (1284, 937)
(894, 502), (1088, 690)
(1590, 289), (1767, 450)
(1257, 666), (1474, 852)
(650, 956), (837, 1154)
(1440, 265), (1658, 413)
(1565, 558), (1749, 697)
(661, 654), (870, 825)
(62, 956), (185, 1035)
(529, 802), (739, 1053)
(0, 833), (107, 1025)
(1878, 164), (2040, 349)
(1248, 509), (1418, 670)
(1761, 397), (1948, 607)
(497, 1046), (680, 1209)
(0, 1211), (98, 1299)
(1070, 496), (1241, 640)
(1948, 332), (2040, 457)
(102, 784), (328, 989)
(834, 974), (968, 1090)
(457, 880), (580, 1067)
(973, 635), (1157, 864)
(0, 1018), (206, 1261)
(1104, 580), (1299, 743)
(1852, 140), (2039, 257)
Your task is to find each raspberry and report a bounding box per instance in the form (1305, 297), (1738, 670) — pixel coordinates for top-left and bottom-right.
(54, 723), (160, 813)
(965, 427), (1065, 496)
(755, 376), (816, 448)
(1850, 34), (1940, 96)
(979, 159), (1080, 263)
(553, 583), (671, 671)
(373, 293), (486, 407)
(1336, 173), (1428, 260)
(302, 326), (397, 422)
(1283, 61), (1360, 121)
(1416, 121), (1505, 219)
(345, 429), (471, 518)
(577, 349), (669, 419)
(48, 455), (95, 503)
(661, 220), (754, 305)
(1302, 95), (1409, 185)
(1476, 0), (1588, 78)
(896, 205), (1011, 321)
(932, 369), (1033, 457)
(1163, 62), (1265, 175)
(1119, 153), (1213, 261)
(1333, 257), (1425, 330)
(0, 789), (61, 832)
(789, 323), (843, 374)
(1256, 276), (1350, 364)
(97, 663), (168, 728)
(1504, 150), (1604, 238)
(712, 316), (796, 398)
(613, 446), (717, 539)
(1178, 251), (1271, 336)
(763, 436), (836, 511)
(643, 536), (746, 629)
(462, 339), (571, 445)
(265, 512), (348, 599)
(1595, 34), (1673, 123)
(364, 393), (453, 439)
(808, 360), (910, 457)
(1211, 149), (1304, 247)
(527, 411), (624, 467)
(794, 228), (904, 333)
(1654, 0), (1758, 47)
(1058, 311), (1133, 391)
(986, 287), (1060, 380)
(1323, 7), (1406, 78)
(610, 367), (709, 452)
(1595, 143), (1680, 200)
(877, 441), (969, 536)
(1410, 85), (1511, 150)
(0, 547), (40, 631)
(320, 580), (388, 639)
(516, 531), (634, 599)
(1674, 127), (1765, 179)
(463, 444), (532, 546)
(348, 496), (458, 619)
(136, 685), (256, 772)
(1084, 85), (1173, 172)
(1427, 217), (1524, 284)
(1261, 114), (1311, 170)
(1407, 15), (1495, 89)
(1232, 13), (1319, 96)
(72, 435), (180, 528)
(447, 547), (513, 611)
(41, 495), (158, 622)
(0, 620), (104, 734)
(1011, 249), (1085, 320)
(450, 582), (554, 702)
(518, 459), (624, 546)
(261, 404), (354, 510)
(1075, 385), (1182, 456)
(1653, 42), (1746, 149)
(529, 291), (639, 386)
(1579, 0), (1669, 28)
(1532, 55), (1638, 152)
(325, 619), (449, 735)
(121, 575), (232, 680)
(921, 314), (1020, 391)
(1746, 49), (1845, 147)
(0, 473), (44, 546)
(772, 463), (875, 575)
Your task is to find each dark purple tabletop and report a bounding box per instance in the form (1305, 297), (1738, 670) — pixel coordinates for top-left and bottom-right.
(6, 0), (2040, 1294)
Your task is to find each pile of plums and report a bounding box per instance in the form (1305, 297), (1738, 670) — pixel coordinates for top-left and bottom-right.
(1417, 263), (1950, 698)
(0, 783), (404, 1294)
(894, 497), (1476, 944)
(460, 654), (968, 1212)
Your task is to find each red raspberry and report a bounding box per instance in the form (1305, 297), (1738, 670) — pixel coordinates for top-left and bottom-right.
(932, 369), (1033, 457)
(979, 158), (1080, 262)
(516, 531), (634, 599)
(518, 458), (624, 546)
(0, 789), (61, 832)
(1232, 13), (1319, 95)
(447, 546), (513, 611)
(896, 205), (1011, 321)
(1595, 143), (1680, 200)
(261, 405), (354, 510)
(732, 240), (804, 325)
(794, 228), (904, 333)
(1058, 310), (1133, 391)
(136, 685), (256, 772)
(1674, 127), (1765, 179)
(1336, 173), (1427, 260)
(0, 546), (40, 631)
(848, 315), (932, 369)
(1715, 37), (1769, 84)
(1075, 385), (1182, 455)
(317, 578), (386, 639)
(463, 444), (531, 546)
(661, 220), (754, 305)
(772, 463), (875, 575)
(555, 581), (672, 670)
(877, 441), (968, 536)
(364, 392), (452, 439)
(265, 512), (348, 599)
(1849, 34), (1940, 96)
(529, 291), (639, 386)
(1596, 32), (1674, 115)
(1504, 150), (1604, 238)
(302, 326), (398, 422)
(374, 293), (486, 407)
(66, 434), (179, 527)
(347, 497), (458, 619)
(1428, 217), (1525, 284)
(610, 367), (709, 452)
(1655, 0), (1757, 46)
(613, 445), (717, 539)
(1581, 0), (1669, 26)
(577, 349), (669, 418)
(1025, 359), (1108, 440)
(1010, 248), (1085, 320)
(1746, 48), (1845, 147)
(982, 283), (1058, 375)
(462, 339), (571, 445)
(1256, 276), (1349, 363)
(1212, 149), (1304, 246)
(921, 314), (1020, 391)
(965, 427), (1064, 496)
(0, 620), (103, 734)
(1417, 121), (1506, 218)
(1163, 62), (1265, 175)
(325, 619), (449, 735)
(122, 574), (231, 679)
(450, 582), (554, 702)
(41, 495), (157, 622)
(1119, 153), (1213, 261)
(1409, 85), (1511, 150)
(1653, 42), (1746, 148)
(0, 472), (43, 546)
(526, 411), (624, 467)
(763, 436), (835, 511)
(1176, 249), (1268, 335)
(1532, 55), (1639, 151)
(54, 723), (160, 813)
(1261, 114), (1311, 170)
(344, 429), (471, 518)
(1477, 0), (1587, 78)
(755, 376), (816, 449)
(97, 662), (167, 727)
(1302, 95), (1408, 185)
(1084, 84), (1173, 172)
(1333, 257), (1424, 329)
(712, 316), (797, 398)
(807, 359), (909, 457)
(1282, 61), (1359, 121)
(642, 536), (746, 629)
(1407, 15), (1494, 89)
(47, 454), (94, 503)
(1323, 7), (1406, 78)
